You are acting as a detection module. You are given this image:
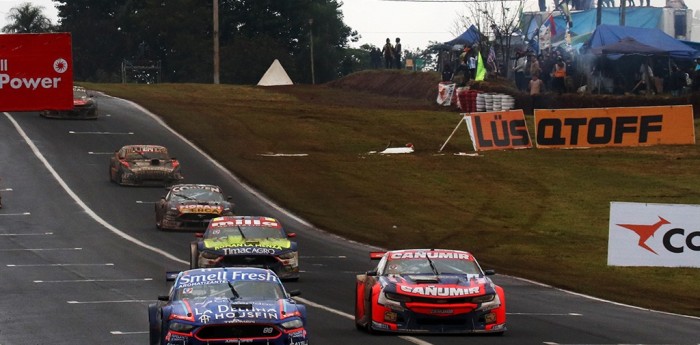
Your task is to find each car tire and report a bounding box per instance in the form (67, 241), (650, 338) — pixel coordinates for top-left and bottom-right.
(189, 242), (199, 269)
(148, 305), (162, 345)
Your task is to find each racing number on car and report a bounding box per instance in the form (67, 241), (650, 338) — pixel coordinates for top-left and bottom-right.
(263, 327), (274, 334)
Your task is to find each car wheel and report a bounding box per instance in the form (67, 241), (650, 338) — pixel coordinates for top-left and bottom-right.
(148, 305), (162, 345)
(189, 242), (199, 269)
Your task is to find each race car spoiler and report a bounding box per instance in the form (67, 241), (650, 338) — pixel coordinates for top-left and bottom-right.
(369, 251), (386, 260)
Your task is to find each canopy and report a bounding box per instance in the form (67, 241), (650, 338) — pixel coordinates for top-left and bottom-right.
(444, 25), (480, 47)
(590, 37), (668, 56)
(582, 24), (698, 59)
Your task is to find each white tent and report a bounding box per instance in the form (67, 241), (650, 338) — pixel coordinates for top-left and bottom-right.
(257, 59), (294, 86)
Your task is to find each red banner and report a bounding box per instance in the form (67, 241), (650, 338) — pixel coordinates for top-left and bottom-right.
(0, 33), (73, 111)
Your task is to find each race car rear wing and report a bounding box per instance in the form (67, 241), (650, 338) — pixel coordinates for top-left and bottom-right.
(369, 251), (385, 260)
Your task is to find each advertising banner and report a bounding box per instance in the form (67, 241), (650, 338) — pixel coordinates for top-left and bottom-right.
(535, 105), (695, 149)
(465, 110), (532, 151)
(0, 33), (73, 111)
(608, 202), (700, 267)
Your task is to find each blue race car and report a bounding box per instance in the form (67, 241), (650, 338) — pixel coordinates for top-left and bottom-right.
(148, 267), (309, 345)
(189, 216), (300, 281)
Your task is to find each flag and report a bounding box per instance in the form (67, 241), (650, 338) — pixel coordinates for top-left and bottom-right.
(487, 46), (498, 74)
(475, 51), (486, 81)
(546, 14), (557, 36)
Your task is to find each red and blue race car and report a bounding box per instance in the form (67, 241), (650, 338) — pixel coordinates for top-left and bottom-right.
(148, 267), (308, 345)
(355, 248), (506, 334)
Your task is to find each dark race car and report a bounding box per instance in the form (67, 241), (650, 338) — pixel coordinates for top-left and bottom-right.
(41, 86), (98, 119)
(156, 184), (235, 232)
(109, 145), (183, 186)
(148, 267), (309, 345)
(355, 248), (506, 335)
(190, 216), (299, 281)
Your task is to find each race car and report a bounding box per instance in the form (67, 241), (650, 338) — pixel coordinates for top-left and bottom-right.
(355, 248), (506, 334)
(190, 216), (299, 281)
(148, 267), (309, 345)
(41, 86), (98, 119)
(156, 184), (234, 231)
(109, 145), (183, 186)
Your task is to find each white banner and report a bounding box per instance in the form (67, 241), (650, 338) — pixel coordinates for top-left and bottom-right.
(608, 202), (700, 267)
(436, 82), (455, 106)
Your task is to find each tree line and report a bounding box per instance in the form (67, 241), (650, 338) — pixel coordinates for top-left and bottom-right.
(3, 0), (371, 84)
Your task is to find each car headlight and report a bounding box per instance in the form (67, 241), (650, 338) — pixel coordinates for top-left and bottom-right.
(475, 293), (501, 311)
(472, 294), (495, 303)
(384, 292), (411, 302)
(280, 319), (304, 329)
(200, 251), (219, 260)
(169, 322), (195, 333)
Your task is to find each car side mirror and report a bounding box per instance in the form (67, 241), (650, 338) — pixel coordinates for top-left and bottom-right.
(366, 269), (378, 277)
(287, 232), (296, 238)
(195, 233), (203, 238)
(158, 295), (170, 301)
(483, 269), (496, 276)
(226, 196), (233, 201)
(288, 290), (302, 297)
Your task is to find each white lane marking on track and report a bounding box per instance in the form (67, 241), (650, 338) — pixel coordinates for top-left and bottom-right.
(508, 312), (582, 316)
(0, 232), (52, 236)
(34, 278), (153, 283)
(7, 263), (113, 267)
(9, 109), (428, 344)
(68, 131), (134, 135)
(0, 212), (31, 216)
(135, 201), (156, 204)
(87, 152), (114, 155)
(0, 247), (81, 251)
(68, 300), (150, 304)
(293, 296), (432, 345)
(5, 112), (186, 265)
(110, 331), (148, 335)
(0, 188), (12, 191)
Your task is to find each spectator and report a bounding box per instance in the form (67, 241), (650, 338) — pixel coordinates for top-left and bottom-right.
(394, 37), (402, 69)
(693, 58), (700, 91)
(381, 38), (394, 69)
(467, 52), (477, 80)
(551, 56), (567, 95)
(529, 73), (545, 112)
(513, 51), (527, 91)
(669, 64), (685, 97)
(456, 47), (470, 82)
(442, 63), (454, 82)
(369, 47), (381, 69)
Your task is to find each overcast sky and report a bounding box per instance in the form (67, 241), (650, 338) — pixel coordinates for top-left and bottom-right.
(0, 0), (690, 51)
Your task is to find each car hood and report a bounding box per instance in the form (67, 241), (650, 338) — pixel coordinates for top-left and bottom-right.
(200, 236), (295, 255)
(379, 274), (495, 298)
(171, 297), (298, 325)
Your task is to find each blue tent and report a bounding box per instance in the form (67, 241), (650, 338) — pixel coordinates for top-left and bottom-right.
(582, 24), (699, 59)
(444, 25), (480, 47)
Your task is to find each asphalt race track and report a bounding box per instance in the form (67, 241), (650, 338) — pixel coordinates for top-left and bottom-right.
(0, 92), (699, 345)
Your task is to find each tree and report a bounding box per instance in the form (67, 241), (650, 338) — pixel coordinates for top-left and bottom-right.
(2, 2), (54, 33)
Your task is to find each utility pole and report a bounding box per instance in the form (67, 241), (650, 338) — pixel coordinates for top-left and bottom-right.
(309, 18), (315, 85)
(213, 0), (220, 84)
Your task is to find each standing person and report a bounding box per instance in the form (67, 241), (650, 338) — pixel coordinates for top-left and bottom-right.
(394, 37), (402, 69)
(467, 52), (477, 80)
(551, 56), (567, 95)
(513, 51), (527, 91)
(669, 64), (685, 97)
(529, 73), (545, 112)
(529, 54), (541, 82)
(370, 47), (381, 69)
(381, 38), (394, 69)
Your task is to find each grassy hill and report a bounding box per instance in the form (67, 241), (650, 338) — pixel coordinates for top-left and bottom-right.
(83, 71), (700, 317)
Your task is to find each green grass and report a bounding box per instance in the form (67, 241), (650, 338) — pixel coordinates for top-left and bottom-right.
(83, 82), (700, 317)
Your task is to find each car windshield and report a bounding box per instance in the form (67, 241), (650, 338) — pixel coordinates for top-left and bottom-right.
(171, 188), (224, 202)
(206, 226), (285, 240)
(383, 258), (482, 275)
(174, 281), (284, 301)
